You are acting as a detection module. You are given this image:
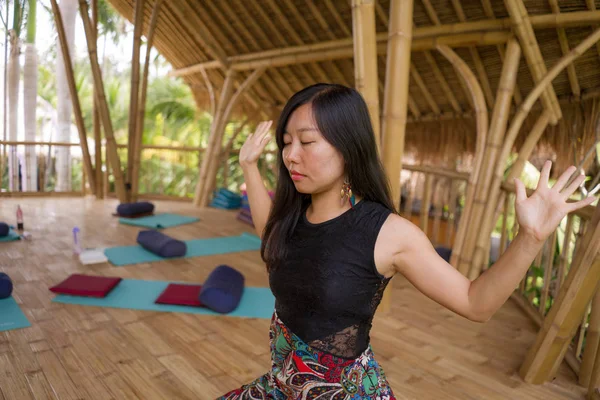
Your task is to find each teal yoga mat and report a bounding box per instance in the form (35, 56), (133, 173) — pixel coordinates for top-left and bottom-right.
(119, 213), (200, 229)
(104, 232), (261, 266)
(0, 229), (20, 242)
(52, 278), (275, 319)
(0, 297), (31, 331)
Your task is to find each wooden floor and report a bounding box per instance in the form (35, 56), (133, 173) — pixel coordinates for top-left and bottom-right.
(0, 196), (586, 399)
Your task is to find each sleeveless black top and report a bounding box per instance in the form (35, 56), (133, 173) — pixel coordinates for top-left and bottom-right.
(269, 199), (393, 359)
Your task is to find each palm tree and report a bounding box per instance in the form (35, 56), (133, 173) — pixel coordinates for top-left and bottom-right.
(8, 1), (24, 191)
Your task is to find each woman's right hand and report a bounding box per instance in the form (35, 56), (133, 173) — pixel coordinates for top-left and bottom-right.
(239, 120), (273, 168)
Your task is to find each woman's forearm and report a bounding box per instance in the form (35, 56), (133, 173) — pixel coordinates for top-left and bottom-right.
(241, 163), (272, 239)
(468, 231), (545, 321)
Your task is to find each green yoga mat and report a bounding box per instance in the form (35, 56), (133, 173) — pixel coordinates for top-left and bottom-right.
(52, 278), (275, 319)
(0, 229), (20, 242)
(119, 213), (200, 229)
(104, 232), (261, 266)
(0, 297), (31, 331)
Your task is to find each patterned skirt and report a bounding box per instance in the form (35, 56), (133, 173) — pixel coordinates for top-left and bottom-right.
(217, 312), (395, 400)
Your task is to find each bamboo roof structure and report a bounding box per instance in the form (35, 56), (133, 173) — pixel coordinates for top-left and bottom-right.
(105, 0), (600, 175)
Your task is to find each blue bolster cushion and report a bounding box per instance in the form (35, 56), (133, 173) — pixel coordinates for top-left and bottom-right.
(136, 230), (187, 258)
(199, 265), (245, 314)
(0, 272), (13, 299)
(0, 222), (9, 237)
(117, 201), (155, 217)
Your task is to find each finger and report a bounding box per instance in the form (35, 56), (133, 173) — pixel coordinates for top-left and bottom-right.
(259, 120), (273, 140)
(254, 121), (270, 141)
(537, 160), (551, 190)
(561, 173), (586, 198)
(514, 178), (527, 203)
(566, 195), (596, 213)
(553, 165), (577, 192)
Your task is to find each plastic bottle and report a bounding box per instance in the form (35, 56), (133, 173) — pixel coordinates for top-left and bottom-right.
(16, 205), (24, 231)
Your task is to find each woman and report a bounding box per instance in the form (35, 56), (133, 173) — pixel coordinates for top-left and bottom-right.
(218, 84), (596, 399)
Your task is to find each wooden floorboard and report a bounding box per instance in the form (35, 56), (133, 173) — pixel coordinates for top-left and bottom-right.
(0, 197), (587, 399)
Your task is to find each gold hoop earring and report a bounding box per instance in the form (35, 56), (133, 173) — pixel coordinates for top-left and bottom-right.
(341, 179), (353, 208)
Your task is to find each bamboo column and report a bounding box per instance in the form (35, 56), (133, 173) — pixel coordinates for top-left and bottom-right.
(131, 0), (163, 202)
(581, 288), (600, 386)
(92, 0), (103, 198)
(450, 37), (521, 271)
(197, 68), (265, 207)
(78, 0), (127, 203)
(470, 26), (600, 280)
(50, 0), (96, 195)
(352, 0), (380, 150)
(379, 0), (413, 314)
(504, 0), (562, 124)
(126, 0), (145, 202)
(194, 71), (237, 206)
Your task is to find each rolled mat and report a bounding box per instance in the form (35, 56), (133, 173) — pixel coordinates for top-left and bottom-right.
(0, 229), (20, 242)
(51, 278), (275, 319)
(119, 213), (200, 229)
(104, 232), (261, 266)
(0, 297), (31, 332)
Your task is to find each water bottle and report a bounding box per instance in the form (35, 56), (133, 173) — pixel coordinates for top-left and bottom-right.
(16, 205), (23, 231)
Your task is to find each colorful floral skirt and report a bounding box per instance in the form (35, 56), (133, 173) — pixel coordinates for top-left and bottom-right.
(217, 312), (395, 399)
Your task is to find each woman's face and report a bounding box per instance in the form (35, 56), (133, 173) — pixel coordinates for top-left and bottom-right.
(282, 103), (345, 194)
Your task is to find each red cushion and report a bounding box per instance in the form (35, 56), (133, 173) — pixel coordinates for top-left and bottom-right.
(49, 274), (122, 298)
(155, 283), (204, 307)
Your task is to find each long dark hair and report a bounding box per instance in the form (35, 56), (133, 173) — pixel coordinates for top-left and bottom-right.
(261, 83), (397, 271)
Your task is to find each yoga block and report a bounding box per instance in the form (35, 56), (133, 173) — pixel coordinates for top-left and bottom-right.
(0, 273), (13, 299)
(116, 201), (155, 217)
(199, 265), (245, 314)
(155, 283), (204, 307)
(49, 274), (122, 297)
(137, 230), (187, 258)
(0, 223), (8, 237)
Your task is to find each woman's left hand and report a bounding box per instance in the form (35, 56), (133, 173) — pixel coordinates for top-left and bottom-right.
(514, 160), (597, 243)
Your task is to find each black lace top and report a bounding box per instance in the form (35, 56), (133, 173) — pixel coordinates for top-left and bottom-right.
(269, 199), (393, 359)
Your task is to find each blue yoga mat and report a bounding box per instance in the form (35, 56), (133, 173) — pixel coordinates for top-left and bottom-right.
(52, 278), (275, 319)
(0, 229), (20, 242)
(119, 213), (200, 229)
(104, 232), (262, 266)
(0, 297), (31, 332)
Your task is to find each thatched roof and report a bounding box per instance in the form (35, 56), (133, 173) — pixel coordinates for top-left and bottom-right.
(106, 0), (600, 175)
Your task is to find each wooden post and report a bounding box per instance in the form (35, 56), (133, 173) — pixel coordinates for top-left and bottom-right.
(470, 26), (600, 280)
(92, 0), (103, 199)
(78, 0), (127, 203)
(132, 0), (163, 202)
(352, 0), (380, 150)
(450, 37), (520, 271)
(126, 0), (145, 202)
(50, 0), (96, 195)
(379, 0), (413, 314)
(519, 200), (600, 384)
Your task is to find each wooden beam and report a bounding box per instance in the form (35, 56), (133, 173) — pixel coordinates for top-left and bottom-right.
(471, 26), (600, 279)
(581, 288), (600, 387)
(548, 0), (581, 98)
(50, 0), (96, 196)
(126, 0), (145, 201)
(504, 0), (562, 124)
(352, 0), (381, 149)
(585, 0), (600, 64)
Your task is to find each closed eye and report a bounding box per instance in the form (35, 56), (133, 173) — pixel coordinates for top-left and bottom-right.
(301, 141), (315, 145)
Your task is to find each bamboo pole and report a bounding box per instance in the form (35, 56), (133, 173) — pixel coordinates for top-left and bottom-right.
(469, 26), (600, 280)
(548, 0), (581, 98)
(131, 0), (162, 203)
(409, 64), (440, 114)
(50, 0), (96, 195)
(504, 0), (562, 125)
(125, 0), (145, 201)
(450, 37), (521, 271)
(379, 0), (413, 315)
(519, 198), (600, 384)
(92, 0), (102, 199)
(539, 231), (557, 315)
(352, 0), (380, 150)
(198, 68), (265, 207)
(420, 173), (434, 235)
(582, 288), (600, 386)
(77, 0), (127, 203)
(556, 214), (575, 293)
(403, 163), (470, 181)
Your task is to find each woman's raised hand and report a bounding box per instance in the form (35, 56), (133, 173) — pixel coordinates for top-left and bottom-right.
(239, 120), (273, 168)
